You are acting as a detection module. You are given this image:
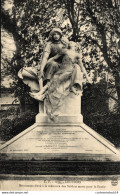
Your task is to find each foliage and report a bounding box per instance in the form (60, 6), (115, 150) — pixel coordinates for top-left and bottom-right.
(82, 81), (108, 114)
(82, 80), (120, 147)
(0, 110), (36, 141)
(83, 112), (120, 147)
(61, 0), (120, 109)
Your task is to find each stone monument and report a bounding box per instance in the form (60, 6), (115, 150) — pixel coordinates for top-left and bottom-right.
(0, 28), (120, 175)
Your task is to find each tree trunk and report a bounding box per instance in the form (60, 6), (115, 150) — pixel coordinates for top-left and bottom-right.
(20, 98), (25, 113)
(72, 26), (78, 41)
(114, 71), (120, 112)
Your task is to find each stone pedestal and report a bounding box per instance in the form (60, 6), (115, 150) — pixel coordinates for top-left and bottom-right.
(0, 122), (120, 161)
(0, 91), (120, 175)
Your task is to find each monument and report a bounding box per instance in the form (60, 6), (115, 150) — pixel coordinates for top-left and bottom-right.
(0, 28), (120, 175)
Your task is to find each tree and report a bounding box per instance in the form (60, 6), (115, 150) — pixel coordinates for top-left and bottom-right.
(1, 0), (120, 112)
(60, 0), (120, 110)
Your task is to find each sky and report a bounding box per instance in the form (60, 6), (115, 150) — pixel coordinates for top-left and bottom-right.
(1, 0), (16, 88)
(3, 0), (13, 14)
(1, 28), (16, 88)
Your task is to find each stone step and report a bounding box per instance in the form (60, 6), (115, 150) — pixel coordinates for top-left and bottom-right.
(0, 160), (120, 175)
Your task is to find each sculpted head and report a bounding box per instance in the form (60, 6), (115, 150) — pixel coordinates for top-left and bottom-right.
(49, 28), (62, 42)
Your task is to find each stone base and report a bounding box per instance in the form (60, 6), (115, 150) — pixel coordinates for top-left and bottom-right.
(0, 160), (120, 175)
(36, 114), (83, 123)
(0, 116), (120, 175)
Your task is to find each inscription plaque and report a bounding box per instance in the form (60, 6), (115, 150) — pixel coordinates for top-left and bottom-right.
(3, 125), (114, 155)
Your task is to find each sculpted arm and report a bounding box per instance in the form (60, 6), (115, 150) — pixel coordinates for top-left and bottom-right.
(37, 51), (49, 90)
(38, 42), (51, 79)
(40, 52), (62, 77)
(40, 52), (49, 75)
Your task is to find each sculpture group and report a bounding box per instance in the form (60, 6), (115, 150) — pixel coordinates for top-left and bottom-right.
(18, 28), (92, 119)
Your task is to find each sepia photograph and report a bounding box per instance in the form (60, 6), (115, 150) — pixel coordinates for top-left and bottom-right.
(0, 0), (120, 192)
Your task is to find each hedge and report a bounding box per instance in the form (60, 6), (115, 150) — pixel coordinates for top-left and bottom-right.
(83, 112), (120, 147)
(0, 110), (36, 141)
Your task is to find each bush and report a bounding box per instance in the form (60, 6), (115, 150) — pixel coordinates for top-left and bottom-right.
(0, 110), (37, 141)
(81, 82), (120, 147)
(83, 112), (120, 147)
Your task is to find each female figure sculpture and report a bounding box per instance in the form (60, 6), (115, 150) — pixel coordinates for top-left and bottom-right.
(18, 28), (92, 119)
